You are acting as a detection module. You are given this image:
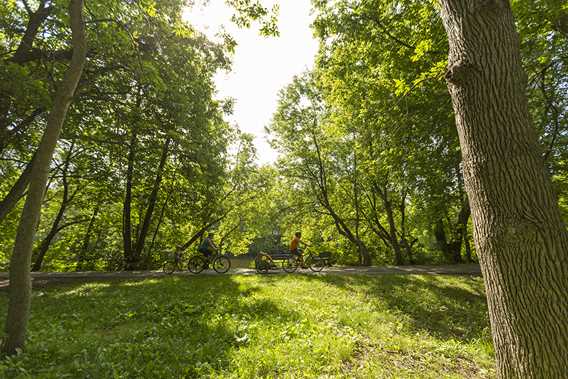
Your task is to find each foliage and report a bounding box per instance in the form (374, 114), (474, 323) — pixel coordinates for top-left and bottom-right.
(263, 0), (567, 265)
(0, 0), (268, 271)
(0, 0), (566, 270)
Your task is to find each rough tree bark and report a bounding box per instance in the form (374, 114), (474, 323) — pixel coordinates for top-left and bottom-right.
(438, 0), (568, 377)
(2, 0), (87, 355)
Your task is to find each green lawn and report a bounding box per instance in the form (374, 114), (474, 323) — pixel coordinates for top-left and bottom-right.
(0, 274), (494, 378)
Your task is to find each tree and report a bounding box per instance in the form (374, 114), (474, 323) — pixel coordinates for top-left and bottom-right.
(0, 0), (278, 355)
(2, 0), (87, 355)
(269, 74), (373, 265)
(312, 0), (470, 264)
(438, 0), (568, 376)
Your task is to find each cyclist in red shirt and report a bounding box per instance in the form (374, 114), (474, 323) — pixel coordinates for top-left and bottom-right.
(290, 231), (303, 257)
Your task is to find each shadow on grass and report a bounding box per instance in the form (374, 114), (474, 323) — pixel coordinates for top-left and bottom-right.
(0, 275), (298, 378)
(308, 274), (490, 342)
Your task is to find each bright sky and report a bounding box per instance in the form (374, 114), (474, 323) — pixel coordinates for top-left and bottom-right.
(183, 1), (318, 164)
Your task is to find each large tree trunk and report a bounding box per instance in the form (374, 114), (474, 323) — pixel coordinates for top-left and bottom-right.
(439, 1), (568, 377)
(2, 0), (86, 356)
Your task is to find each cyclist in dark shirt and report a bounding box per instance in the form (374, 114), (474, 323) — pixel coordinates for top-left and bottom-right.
(198, 232), (218, 257)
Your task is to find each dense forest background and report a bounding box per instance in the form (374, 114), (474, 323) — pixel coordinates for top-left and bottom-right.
(0, 0), (566, 271)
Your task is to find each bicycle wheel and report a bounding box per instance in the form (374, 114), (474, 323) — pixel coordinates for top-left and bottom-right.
(308, 256), (325, 272)
(255, 254), (271, 274)
(213, 256), (231, 274)
(188, 256), (206, 274)
(282, 256), (299, 273)
(162, 261), (176, 274)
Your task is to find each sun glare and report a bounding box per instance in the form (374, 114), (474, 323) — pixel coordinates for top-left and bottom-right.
(183, 0), (318, 165)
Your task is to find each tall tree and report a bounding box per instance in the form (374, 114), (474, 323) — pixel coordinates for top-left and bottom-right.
(439, 0), (568, 376)
(2, 0), (87, 355)
(270, 74), (372, 265)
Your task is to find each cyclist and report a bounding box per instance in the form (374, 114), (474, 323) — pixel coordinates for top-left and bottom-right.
(198, 232), (219, 258)
(289, 231), (307, 266)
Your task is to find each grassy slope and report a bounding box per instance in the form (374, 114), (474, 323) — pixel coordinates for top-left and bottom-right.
(0, 274), (494, 378)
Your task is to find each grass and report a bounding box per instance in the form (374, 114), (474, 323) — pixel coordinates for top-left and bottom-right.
(0, 274), (494, 378)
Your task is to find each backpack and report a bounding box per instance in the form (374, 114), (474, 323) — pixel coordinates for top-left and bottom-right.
(198, 239), (209, 253)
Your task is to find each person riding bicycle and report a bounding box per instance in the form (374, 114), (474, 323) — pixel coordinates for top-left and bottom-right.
(198, 232), (218, 258)
(290, 231), (306, 263)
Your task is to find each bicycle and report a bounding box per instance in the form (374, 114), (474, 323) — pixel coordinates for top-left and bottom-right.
(255, 251), (280, 273)
(162, 250), (183, 275)
(187, 252), (231, 274)
(283, 248), (328, 273)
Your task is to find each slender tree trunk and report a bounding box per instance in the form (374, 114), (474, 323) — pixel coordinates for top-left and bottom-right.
(180, 215), (228, 251)
(453, 199), (471, 263)
(31, 187), (68, 272)
(0, 109), (43, 154)
(382, 194), (403, 265)
(434, 219), (451, 261)
(132, 138), (170, 264)
(122, 125), (137, 270)
(146, 194), (169, 259)
(352, 147), (367, 265)
(400, 238), (416, 264)
(363, 192), (395, 261)
(31, 146), (74, 271)
(0, 155), (35, 223)
(2, 0), (86, 356)
(327, 206), (371, 265)
(0, 1), (52, 134)
(311, 129), (371, 265)
(76, 205), (99, 271)
(398, 197), (416, 264)
(439, 1), (568, 377)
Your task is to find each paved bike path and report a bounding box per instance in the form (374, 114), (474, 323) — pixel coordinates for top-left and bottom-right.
(0, 264), (481, 289)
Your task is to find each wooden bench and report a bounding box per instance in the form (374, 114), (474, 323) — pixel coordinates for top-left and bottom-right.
(264, 250), (293, 261)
